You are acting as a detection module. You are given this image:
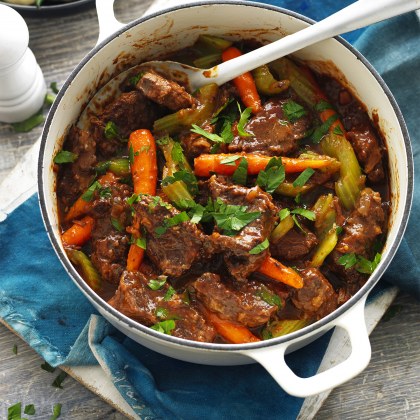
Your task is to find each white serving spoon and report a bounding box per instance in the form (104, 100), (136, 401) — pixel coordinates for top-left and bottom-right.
(78, 0), (419, 128)
(141, 0), (420, 92)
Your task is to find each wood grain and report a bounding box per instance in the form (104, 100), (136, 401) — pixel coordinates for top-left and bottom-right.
(0, 1), (419, 419)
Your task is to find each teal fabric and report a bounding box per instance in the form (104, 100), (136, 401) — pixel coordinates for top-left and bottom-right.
(0, 2), (419, 419)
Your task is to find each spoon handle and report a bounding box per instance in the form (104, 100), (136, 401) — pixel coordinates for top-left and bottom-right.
(208, 0), (420, 86)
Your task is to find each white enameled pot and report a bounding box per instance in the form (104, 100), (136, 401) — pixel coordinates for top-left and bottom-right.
(38, 1), (413, 397)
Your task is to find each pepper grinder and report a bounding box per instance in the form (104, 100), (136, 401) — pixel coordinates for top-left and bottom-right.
(0, 4), (46, 123)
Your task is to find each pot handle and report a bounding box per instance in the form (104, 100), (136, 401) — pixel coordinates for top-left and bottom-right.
(95, 0), (125, 45)
(245, 296), (371, 397)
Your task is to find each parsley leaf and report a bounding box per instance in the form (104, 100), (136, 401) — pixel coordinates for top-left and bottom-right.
(314, 99), (333, 113)
(191, 124), (224, 143)
(12, 344), (17, 355)
(50, 403), (62, 420)
(111, 217), (124, 232)
(128, 144), (135, 165)
(310, 114), (339, 143)
(333, 125), (344, 135)
(282, 100), (307, 122)
(338, 252), (381, 274)
(171, 142), (188, 168)
(279, 208), (291, 221)
(164, 286), (176, 301)
(155, 307), (169, 319)
(256, 157), (285, 194)
(155, 212), (190, 236)
(50, 81), (60, 94)
(129, 72), (144, 86)
(53, 150), (78, 164)
(151, 319), (176, 335)
(131, 235), (146, 249)
(232, 157), (248, 185)
(220, 119), (234, 143)
(220, 155), (241, 166)
(148, 276), (168, 290)
(257, 286), (282, 307)
(24, 404), (36, 415)
(237, 105), (253, 137)
(291, 207), (316, 221)
(293, 168), (315, 187)
(81, 181), (101, 202)
(249, 238), (269, 255)
(104, 121), (119, 139)
(52, 371), (68, 389)
(161, 170), (198, 195)
(8, 402), (22, 420)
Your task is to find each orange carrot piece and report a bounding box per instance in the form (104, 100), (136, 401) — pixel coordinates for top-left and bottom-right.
(221, 46), (262, 114)
(127, 129), (158, 271)
(65, 172), (118, 222)
(258, 256), (303, 289)
(61, 216), (94, 247)
(204, 309), (260, 344)
(194, 153), (336, 177)
(128, 129), (157, 195)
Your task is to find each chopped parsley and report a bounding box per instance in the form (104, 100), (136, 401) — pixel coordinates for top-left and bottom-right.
(41, 361), (56, 373)
(148, 276), (168, 290)
(171, 142), (188, 168)
(128, 144), (135, 165)
(24, 404), (36, 415)
(293, 168), (315, 187)
(257, 286), (282, 307)
(50, 81), (60, 94)
(111, 217), (124, 232)
(237, 105), (253, 137)
(291, 207), (316, 221)
(314, 99), (333, 113)
(161, 170), (198, 196)
(52, 371), (68, 389)
(232, 157), (248, 185)
(131, 235), (146, 250)
(310, 114), (339, 143)
(12, 344), (17, 355)
(249, 238), (269, 255)
(155, 212), (190, 236)
(278, 208), (291, 221)
(282, 100), (307, 122)
(8, 403), (22, 420)
(12, 112), (44, 133)
(191, 124), (224, 144)
(220, 155), (241, 166)
(99, 186), (111, 199)
(220, 119), (234, 143)
(155, 307), (169, 319)
(50, 403), (62, 420)
(164, 286), (176, 301)
(81, 181), (101, 202)
(151, 319), (176, 335)
(333, 125), (344, 135)
(53, 150), (78, 164)
(129, 72), (144, 86)
(256, 157), (285, 194)
(104, 121), (119, 139)
(338, 252), (381, 274)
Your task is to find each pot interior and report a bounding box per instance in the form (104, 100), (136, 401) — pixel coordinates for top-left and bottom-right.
(39, 2), (412, 352)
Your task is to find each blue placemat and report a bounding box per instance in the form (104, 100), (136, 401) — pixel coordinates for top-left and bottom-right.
(1, 2), (419, 419)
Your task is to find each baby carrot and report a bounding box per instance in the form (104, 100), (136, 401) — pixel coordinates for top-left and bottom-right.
(194, 153), (338, 177)
(127, 129), (158, 271)
(61, 216), (94, 247)
(221, 46), (262, 114)
(258, 256), (303, 289)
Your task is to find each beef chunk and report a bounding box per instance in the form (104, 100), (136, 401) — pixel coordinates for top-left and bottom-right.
(270, 226), (318, 261)
(134, 195), (208, 277)
(330, 188), (385, 289)
(180, 120), (213, 159)
(207, 176), (278, 281)
(291, 268), (338, 319)
(109, 271), (216, 342)
(137, 71), (196, 111)
(228, 96), (312, 155)
(193, 273), (279, 327)
(347, 129), (384, 182)
(89, 182), (133, 284)
(90, 90), (159, 158)
(57, 126), (96, 209)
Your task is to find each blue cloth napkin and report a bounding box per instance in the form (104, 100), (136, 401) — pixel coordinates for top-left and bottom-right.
(1, 2), (419, 419)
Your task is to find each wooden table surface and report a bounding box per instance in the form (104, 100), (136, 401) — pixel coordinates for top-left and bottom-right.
(0, 1), (419, 419)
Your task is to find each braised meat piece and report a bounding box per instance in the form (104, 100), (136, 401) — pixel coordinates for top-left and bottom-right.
(291, 268), (338, 319)
(193, 273), (279, 327)
(270, 226), (318, 261)
(57, 126), (96, 209)
(317, 76), (384, 182)
(89, 182), (133, 284)
(206, 176), (278, 281)
(136, 70), (196, 111)
(180, 120), (213, 159)
(90, 90), (160, 158)
(109, 271), (216, 342)
(330, 188), (385, 289)
(347, 129), (384, 182)
(134, 195), (209, 277)
(228, 96), (312, 155)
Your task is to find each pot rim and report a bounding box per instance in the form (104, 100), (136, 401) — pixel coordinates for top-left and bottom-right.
(38, 0), (414, 352)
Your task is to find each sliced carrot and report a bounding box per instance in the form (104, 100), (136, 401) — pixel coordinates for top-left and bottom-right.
(194, 153), (338, 177)
(258, 256), (303, 289)
(61, 216), (94, 247)
(65, 172), (118, 222)
(128, 129), (157, 195)
(127, 129), (158, 271)
(221, 46), (262, 114)
(203, 308), (260, 344)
